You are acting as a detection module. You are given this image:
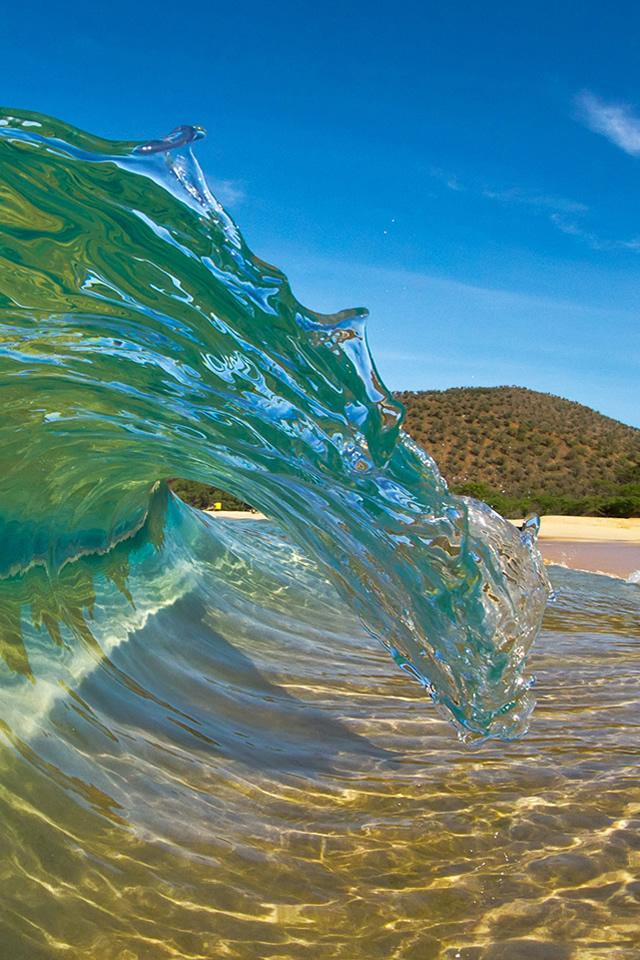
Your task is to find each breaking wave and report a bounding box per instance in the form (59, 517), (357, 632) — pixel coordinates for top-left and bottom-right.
(0, 109), (549, 745)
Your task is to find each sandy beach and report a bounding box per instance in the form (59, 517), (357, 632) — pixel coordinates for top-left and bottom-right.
(208, 510), (640, 541)
(204, 509), (268, 519)
(534, 515), (640, 542)
(516, 516), (640, 580)
(205, 510), (640, 580)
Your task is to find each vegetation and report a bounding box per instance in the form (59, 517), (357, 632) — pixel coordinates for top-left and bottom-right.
(168, 386), (640, 518)
(167, 478), (251, 512)
(396, 386), (640, 517)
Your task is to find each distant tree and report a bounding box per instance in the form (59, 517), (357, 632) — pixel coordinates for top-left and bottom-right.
(395, 385), (640, 517)
(168, 479), (252, 512)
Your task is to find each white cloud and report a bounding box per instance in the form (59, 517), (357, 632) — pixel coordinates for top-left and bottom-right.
(481, 187), (587, 215)
(576, 91), (640, 156)
(430, 168), (587, 218)
(208, 178), (246, 206)
(550, 213), (640, 252)
(446, 174), (465, 192)
(430, 162), (639, 252)
(430, 168), (466, 191)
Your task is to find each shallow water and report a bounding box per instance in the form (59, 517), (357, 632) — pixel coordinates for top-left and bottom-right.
(0, 505), (638, 959)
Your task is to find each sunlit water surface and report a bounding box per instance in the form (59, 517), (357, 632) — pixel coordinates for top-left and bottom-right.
(1, 507), (638, 960)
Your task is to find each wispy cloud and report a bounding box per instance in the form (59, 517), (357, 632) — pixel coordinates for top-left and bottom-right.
(445, 173), (465, 192)
(576, 91), (640, 156)
(430, 168), (467, 192)
(430, 168), (586, 217)
(550, 213), (640, 252)
(430, 163), (640, 253)
(208, 177), (246, 206)
(480, 187), (587, 215)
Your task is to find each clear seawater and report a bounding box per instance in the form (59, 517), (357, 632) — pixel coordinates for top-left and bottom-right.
(0, 517), (638, 959)
(0, 111), (637, 958)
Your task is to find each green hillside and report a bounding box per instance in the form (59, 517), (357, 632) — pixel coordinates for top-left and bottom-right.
(396, 386), (640, 517)
(169, 386), (640, 518)
(167, 478), (250, 512)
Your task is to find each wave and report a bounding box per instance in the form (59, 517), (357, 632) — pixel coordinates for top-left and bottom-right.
(0, 109), (550, 743)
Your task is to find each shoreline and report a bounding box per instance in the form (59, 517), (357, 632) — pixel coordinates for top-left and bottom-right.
(523, 515), (640, 543)
(537, 540), (640, 581)
(205, 510), (640, 541)
(204, 510), (640, 580)
(515, 518), (640, 579)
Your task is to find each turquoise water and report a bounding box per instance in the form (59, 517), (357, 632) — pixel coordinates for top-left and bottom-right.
(1, 112), (638, 958)
(0, 109), (548, 741)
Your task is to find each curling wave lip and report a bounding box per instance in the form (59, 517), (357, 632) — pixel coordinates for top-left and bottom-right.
(133, 124), (207, 155)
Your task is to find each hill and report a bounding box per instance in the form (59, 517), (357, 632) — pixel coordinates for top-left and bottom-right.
(168, 386), (640, 518)
(396, 386), (640, 517)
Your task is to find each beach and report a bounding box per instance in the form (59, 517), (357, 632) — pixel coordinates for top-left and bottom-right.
(535, 515), (640, 542)
(206, 509), (640, 580)
(520, 516), (640, 580)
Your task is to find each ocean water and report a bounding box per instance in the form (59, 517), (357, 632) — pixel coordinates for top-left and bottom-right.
(0, 518), (638, 959)
(0, 111), (638, 958)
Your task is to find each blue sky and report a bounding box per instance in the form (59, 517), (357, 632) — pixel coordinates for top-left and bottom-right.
(2, 0), (639, 426)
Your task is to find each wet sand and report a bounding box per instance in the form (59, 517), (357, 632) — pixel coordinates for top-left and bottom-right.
(520, 516), (640, 580)
(539, 539), (640, 580)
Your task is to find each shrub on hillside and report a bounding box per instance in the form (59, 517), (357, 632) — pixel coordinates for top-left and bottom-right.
(168, 479), (251, 511)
